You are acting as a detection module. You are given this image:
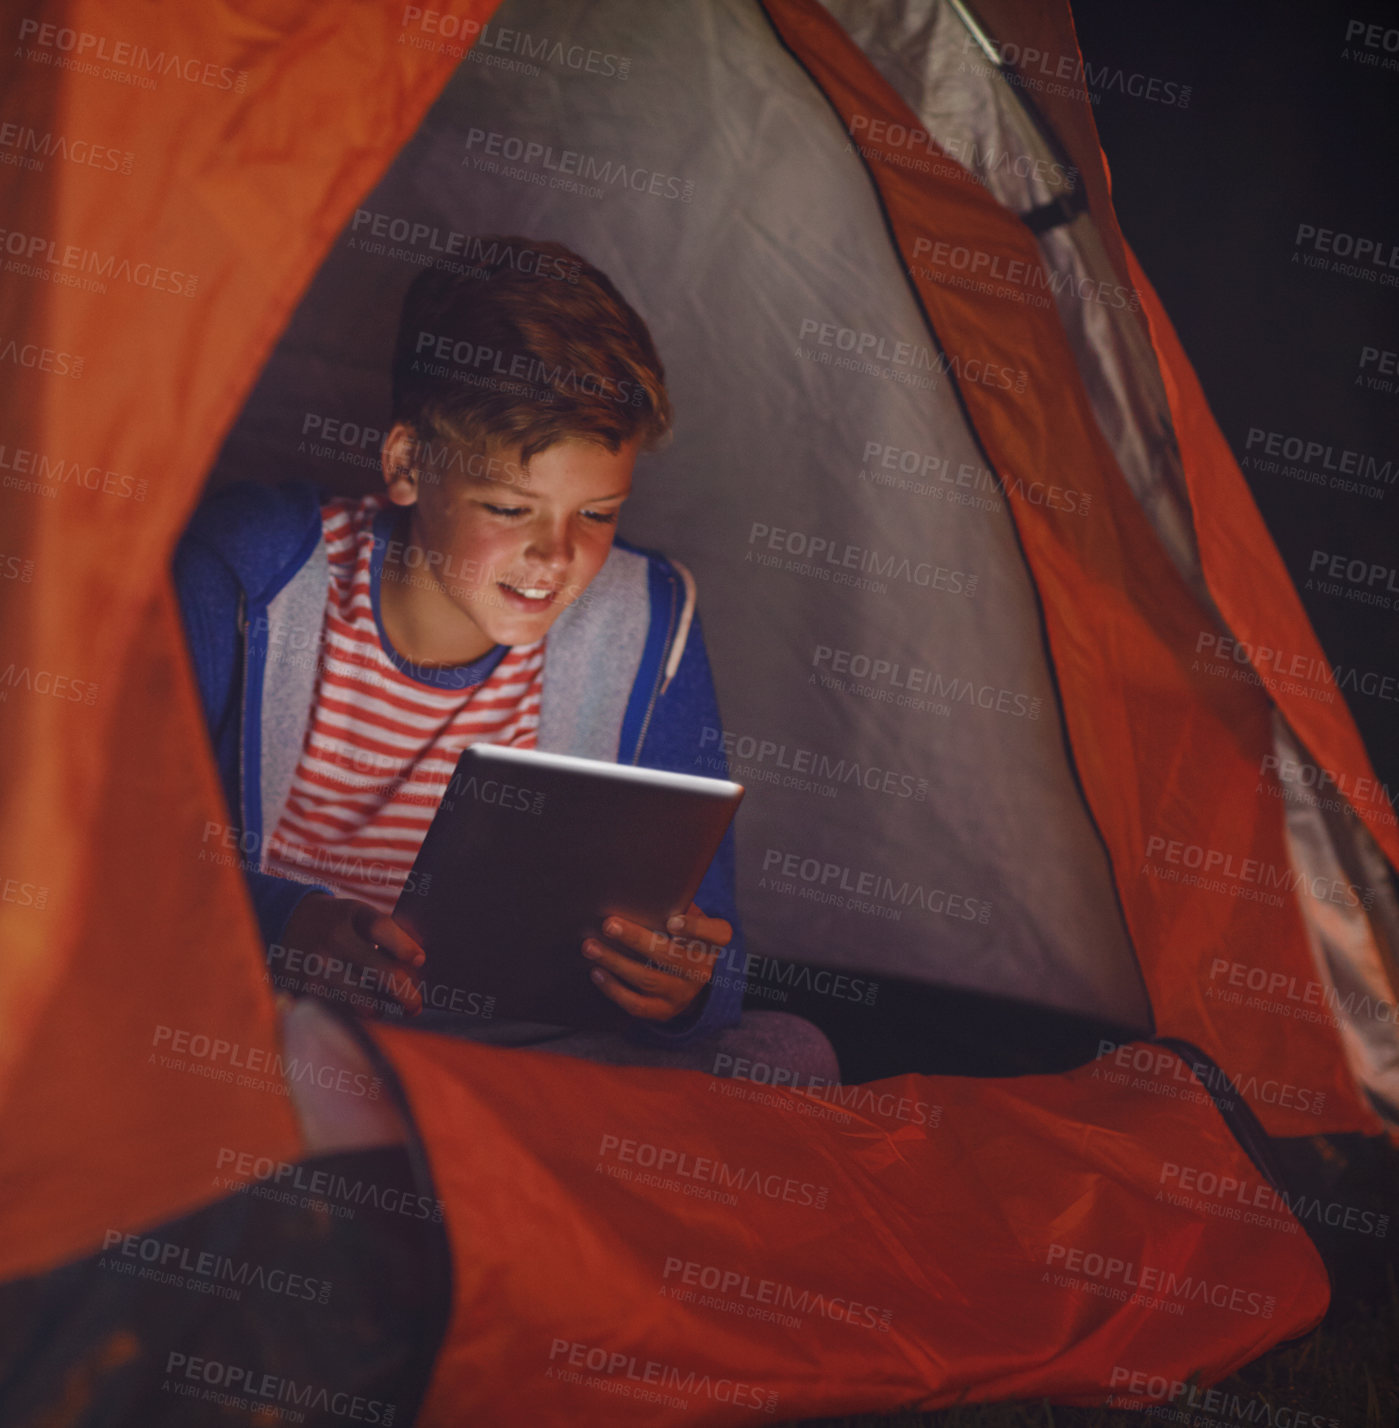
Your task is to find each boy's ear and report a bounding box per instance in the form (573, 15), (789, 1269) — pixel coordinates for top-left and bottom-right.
(381, 422), (420, 507)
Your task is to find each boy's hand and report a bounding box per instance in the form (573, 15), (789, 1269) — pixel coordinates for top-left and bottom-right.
(277, 893), (425, 1017)
(582, 902), (730, 1023)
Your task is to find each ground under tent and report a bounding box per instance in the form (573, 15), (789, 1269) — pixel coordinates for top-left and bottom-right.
(1, 0), (1397, 1422)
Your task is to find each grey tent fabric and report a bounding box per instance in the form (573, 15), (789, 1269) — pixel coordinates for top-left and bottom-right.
(214, 0), (1160, 1029)
(822, 0), (1209, 602)
(822, 0), (1399, 1117)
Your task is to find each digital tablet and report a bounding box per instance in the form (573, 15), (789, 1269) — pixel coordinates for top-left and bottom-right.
(390, 744), (744, 1031)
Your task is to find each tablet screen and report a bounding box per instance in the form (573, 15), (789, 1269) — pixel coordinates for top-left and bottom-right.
(391, 745), (743, 1030)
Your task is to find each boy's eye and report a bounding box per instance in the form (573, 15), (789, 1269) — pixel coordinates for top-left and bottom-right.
(480, 503), (618, 524)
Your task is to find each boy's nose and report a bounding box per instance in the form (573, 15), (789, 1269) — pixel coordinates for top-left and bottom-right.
(525, 525), (572, 568)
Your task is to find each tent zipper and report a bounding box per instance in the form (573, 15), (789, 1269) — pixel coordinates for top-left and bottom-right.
(236, 591), (254, 855)
(629, 572), (679, 764)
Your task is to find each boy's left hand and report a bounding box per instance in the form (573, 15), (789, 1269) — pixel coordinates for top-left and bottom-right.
(582, 902), (731, 1022)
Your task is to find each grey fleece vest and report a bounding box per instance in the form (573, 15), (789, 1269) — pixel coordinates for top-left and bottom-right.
(256, 541), (674, 844)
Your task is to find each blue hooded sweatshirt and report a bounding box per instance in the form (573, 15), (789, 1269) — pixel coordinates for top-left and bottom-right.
(172, 480), (745, 1046)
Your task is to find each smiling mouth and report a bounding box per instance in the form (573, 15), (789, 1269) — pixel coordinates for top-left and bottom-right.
(497, 581), (559, 610)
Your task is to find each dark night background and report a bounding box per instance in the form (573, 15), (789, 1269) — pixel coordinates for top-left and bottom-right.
(1067, 0), (1399, 796)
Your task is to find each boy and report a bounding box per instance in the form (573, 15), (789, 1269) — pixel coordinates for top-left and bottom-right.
(175, 238), (836, 1076)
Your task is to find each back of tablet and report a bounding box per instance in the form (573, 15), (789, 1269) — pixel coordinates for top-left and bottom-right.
(391, 745), (743, 1031)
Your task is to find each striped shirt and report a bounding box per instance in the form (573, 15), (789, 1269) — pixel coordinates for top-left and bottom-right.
(264, 495), (543, 911)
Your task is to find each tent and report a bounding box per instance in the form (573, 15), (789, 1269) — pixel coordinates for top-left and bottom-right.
(0, 0), (1394, 1421)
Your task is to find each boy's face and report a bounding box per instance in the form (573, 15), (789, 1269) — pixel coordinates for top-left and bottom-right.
(381, 423), (636, 658)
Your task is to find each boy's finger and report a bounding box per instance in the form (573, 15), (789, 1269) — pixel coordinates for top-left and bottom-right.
(601, 913), (725, 963)
(587, 965), (672, 1021)
(593, 923), (715, 983)
(346, 903), (423, 965)
(666, 905), (733, 947)
(583, 939), (669, 997)
(598, 914), (670, 960)
(364, 913), (426, 967)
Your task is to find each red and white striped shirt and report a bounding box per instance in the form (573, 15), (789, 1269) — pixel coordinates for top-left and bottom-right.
(264, 495), (543, 911)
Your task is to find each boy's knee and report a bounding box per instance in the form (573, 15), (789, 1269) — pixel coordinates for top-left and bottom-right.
(710, 1012), (840, 1085)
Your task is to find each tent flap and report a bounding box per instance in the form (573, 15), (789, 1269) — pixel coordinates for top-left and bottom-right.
(374, 1028), (1330, 1422)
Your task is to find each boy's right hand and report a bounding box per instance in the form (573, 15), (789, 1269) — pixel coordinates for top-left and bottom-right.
(276, 893), (425, 1017)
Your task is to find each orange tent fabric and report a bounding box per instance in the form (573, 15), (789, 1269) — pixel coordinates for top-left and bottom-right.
(1124, 243), (1399, 873)
(377, 1029), (1329, 1423)
(760, 0), (1392, 1137)
(0, 0), (498, 1281)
